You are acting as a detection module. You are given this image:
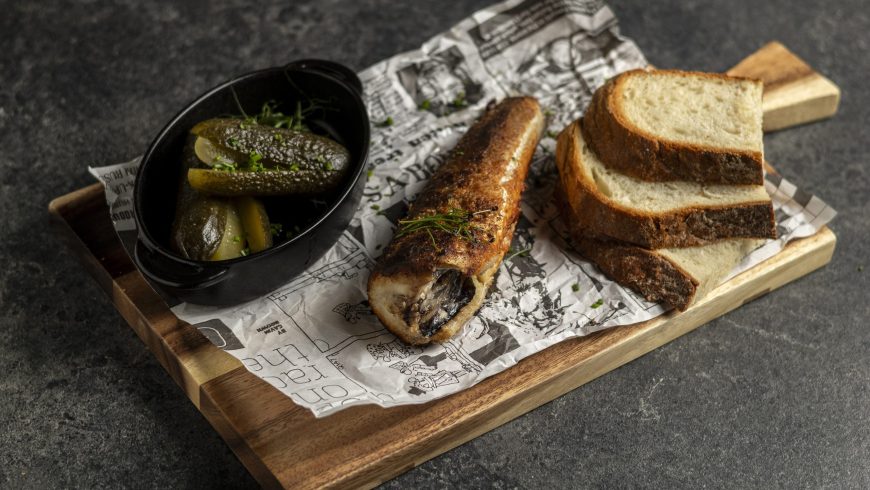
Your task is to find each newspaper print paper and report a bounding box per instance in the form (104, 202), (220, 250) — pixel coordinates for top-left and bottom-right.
(89, 0), (836, 417)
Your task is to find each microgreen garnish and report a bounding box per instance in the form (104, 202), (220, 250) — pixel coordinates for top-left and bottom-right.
(270, 223), (283, 237)
(366, 168), (374, 179)
(212, 155), (238, 172)
(571, 283), (580, 292)
(245, 100), (310, 131)
(590, 299), (604, 309)
(289, 163), (300, 172)
(419, 99), (431, 110)
(452, 91), (467, 108)
(227, 137), (240, 149)
(247, 151), (265, 172)
(396, 208), (492, 250)
(379, 116), (394, 127)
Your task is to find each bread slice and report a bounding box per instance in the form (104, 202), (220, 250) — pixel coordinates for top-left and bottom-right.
(555, 184), (763, 311)
(583, 68), (764, 185)
(555, 119), (776, 248)
(572, 233), (763, 311)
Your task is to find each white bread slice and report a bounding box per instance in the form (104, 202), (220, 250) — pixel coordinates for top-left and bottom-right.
(555, 119), (776, 249)
(572, 232), (763, 311)
(555, 184), (763, 311)
(583, 68), (764, 185)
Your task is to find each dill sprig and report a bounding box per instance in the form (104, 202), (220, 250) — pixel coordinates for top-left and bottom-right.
(229, 87), (330, 132)
(505, 246), (532, 261)
(396, 208), (492, 250)
(244, 100), (311, 131)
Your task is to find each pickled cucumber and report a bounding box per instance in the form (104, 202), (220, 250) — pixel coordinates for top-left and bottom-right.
(191, 118), (349, 180)
(171, 137), (246, 261)
(209, 203), (246, 260)
(236, 196), (272, 253)
(187, 167), (344, 196)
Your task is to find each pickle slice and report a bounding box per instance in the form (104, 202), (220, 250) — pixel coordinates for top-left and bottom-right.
(209, 203), (246, 260)
(236, 196), (272, 253)
(194, 136), (235, 167)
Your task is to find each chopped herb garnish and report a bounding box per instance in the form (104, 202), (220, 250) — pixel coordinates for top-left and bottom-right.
(370, 204), (381, 211)
(590, 299), (604, 309)
(273, 133), (283, 141)
(324, 161), (334, 171)
(419, 99), (431, 110)
(289, 163), (300, 172)
(543, 108), (554, 117)
(366, 168), (374, 179)
(546, 130), (558, 139)
(247, 151), (265, 172)
(239, 247), (251, 257)
(505, 246), (532, 261)
(571, 283), (580, 292)
(212, 155), (238, 172)
(231, 98), (328, 132)
(379, 116), (394, 127)
(452, 91), (467, 108)
(227, 137), (240, 149)
(396, 207), (493, 250)
(232, 235), (241, 243)
(269, 223), (283, 237)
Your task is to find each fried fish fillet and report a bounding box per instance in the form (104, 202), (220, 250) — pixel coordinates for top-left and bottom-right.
(367, 97), (544, 345)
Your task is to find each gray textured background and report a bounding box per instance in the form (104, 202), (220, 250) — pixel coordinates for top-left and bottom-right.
(2, 0), (868, 488)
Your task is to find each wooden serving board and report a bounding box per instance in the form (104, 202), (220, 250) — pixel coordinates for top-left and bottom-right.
(49, 42), (838, 489)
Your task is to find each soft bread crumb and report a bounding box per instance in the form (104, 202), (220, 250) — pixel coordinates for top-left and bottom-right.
(576, 130), (769, 212)
(620, 72), (763, 152)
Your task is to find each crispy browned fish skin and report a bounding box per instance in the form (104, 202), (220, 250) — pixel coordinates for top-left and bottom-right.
(368, 97), (544, 345)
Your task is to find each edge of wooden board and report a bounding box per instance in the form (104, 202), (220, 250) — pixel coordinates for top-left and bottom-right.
(726, 40), (841, 132)
(49, 185), (836, 489)
(288, 229), (838, 489)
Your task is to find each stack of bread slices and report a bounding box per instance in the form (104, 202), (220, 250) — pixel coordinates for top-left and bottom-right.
(555, 69), (776, 311)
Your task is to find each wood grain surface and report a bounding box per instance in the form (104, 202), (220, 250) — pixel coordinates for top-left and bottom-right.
(49, 42), (838, 489)
(727, 41), (840, 131)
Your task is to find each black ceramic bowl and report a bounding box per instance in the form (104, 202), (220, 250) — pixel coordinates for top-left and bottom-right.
(133, 60), (369, 305)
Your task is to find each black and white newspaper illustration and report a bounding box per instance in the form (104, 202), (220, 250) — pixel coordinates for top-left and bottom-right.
(90, 0), (836, 417)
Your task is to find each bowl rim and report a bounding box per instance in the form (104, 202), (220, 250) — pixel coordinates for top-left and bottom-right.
(133, 61), (370, 268)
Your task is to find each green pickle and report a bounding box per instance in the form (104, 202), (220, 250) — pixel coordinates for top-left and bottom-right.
(171, 137), (255, 261)
(170, 112), (346, 260)
(236, 196), (272, 253)
(188, 118), (350, 196)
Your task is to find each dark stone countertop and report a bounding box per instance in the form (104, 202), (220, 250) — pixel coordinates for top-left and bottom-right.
(2, 0), (867, 488)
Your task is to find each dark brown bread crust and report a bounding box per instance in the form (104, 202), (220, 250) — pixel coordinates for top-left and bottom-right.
(573, 236), (697, 311)
(555, 120), (776, 249)
(553, 184), (697, 311)
(583, 68), (764, 186)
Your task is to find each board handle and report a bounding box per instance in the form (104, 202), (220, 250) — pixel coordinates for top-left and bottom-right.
(727, 41), (840, 132)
